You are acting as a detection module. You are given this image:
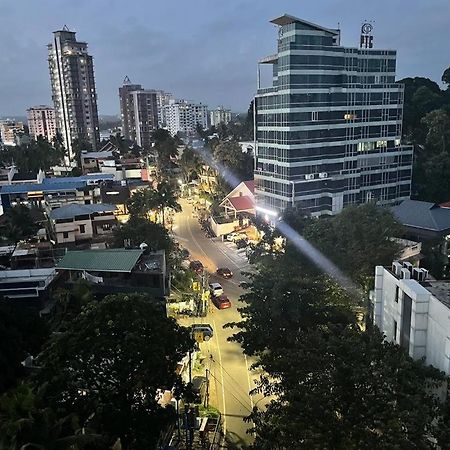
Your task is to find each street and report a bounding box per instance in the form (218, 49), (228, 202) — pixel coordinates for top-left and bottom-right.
(173, 199), (257, 449)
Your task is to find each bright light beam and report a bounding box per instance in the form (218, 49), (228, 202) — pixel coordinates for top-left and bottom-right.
(190, 138), (362, 299)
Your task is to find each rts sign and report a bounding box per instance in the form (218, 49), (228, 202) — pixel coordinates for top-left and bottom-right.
(360, 23), (374, 49)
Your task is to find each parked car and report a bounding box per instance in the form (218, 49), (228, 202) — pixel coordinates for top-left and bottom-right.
(180, 248), (190, 259)
(216, 267), (233, 279)
(209, 282), (224, 297)
(191, 323), (214, 341)
(190, 376), (208, 404)
(227, 232), (247, 242)
(213, 294), (231, 310)
(236, 239), (248, 249)
(189, 260), (204, 274)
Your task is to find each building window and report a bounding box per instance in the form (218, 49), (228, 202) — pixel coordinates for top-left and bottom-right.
(80, 224), (86, 234)
(393, 320), (397, 341)
(63, 231), (69, 239)
(395, 286), (399, 303)
(311, 111), (319, 121)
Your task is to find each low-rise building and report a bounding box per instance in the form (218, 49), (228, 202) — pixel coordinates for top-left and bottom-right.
(80, 151), (116, 173)
(219, 180), (255, 218)
(57, 248), (169, 298)
(49, 203), (117, 245)
(0, 120), (24, 146)
(371, 261), (450, 375)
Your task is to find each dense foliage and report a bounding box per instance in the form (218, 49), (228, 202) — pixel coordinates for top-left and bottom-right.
(399, 68), (450, 201)
(0, 294), (193, 450)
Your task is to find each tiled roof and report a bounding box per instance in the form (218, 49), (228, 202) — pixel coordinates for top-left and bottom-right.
(57, 249), (144, 273)
(228, 195), (255, 212)
(49, 203), (117, 220)
(243, 180), (254, 194)
(392, 199), (450, 232)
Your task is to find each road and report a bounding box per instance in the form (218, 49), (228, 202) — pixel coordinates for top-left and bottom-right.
(173, 199), (257, 449)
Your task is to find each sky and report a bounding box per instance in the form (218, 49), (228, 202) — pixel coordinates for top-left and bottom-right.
(0, 0), (449, 116)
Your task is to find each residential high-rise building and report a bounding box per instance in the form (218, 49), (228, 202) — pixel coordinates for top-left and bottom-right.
(118, 78), (159, 149)
(210, 106), (232, 127)
(254, 14), (413, 216)
(27, 106), (57, 142)
(48, 26), (100, 161)
(0, 120), (24, 146)
(164, 100), (208, 136)
(154, 90), (174, 127)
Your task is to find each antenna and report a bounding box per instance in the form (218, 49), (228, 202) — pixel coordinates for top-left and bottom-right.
(123, 75), (131, 85)
(62, 24), (70, 32)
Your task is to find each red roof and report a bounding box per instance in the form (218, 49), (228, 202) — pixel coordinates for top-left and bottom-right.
(243, 180), (254, 194)
(440, 201), (450, 208)
(228, 195), (255, 212)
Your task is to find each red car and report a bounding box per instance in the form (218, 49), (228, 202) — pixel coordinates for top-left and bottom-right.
(216, 267), (233, 279)
(189, 260), (204, 275)
(213, 294), (231, 310)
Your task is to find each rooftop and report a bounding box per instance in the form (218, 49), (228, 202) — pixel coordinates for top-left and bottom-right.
(423, 281), (450, 309)
(49, 203), (117, 220)
(227, 196), (255, 212)
(392, 199), (450, 232)
(57, 249), (144, 273)
(270, 14), (339, 35)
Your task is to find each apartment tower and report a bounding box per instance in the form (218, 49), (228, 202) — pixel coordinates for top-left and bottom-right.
(48, 27), (100, 161)
(27, 106), (57, 142)
(254, 15), (413, 215)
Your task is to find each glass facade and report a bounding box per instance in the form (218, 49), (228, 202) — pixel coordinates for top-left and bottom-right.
(254, 16), (413, 215)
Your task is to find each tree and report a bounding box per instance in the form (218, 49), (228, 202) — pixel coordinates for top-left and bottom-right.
(127, 181), (181, 226)
(0, 382), (103, 450)
(109, 132), (130, 155)
(71, 138), (93, 168)
(113, 216), (174, 252)
(421, 109), (450, 154)
(36, 294), (193, 450)
(179, 146), (202, 183)
(442, 66), (450, 87)
(0, 299), (49, 393)
(213, 140), (253, 183)
(0, 205), (40, 243)
(151, 128), (179, 174)
(249, 326), (448, 450)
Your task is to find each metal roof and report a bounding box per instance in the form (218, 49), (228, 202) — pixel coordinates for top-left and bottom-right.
(0, 181), (86, 194)
(57, 249), (144, 273)
(270, 14), (340, 35)
(49, 203), (117, 220)
(392, 199), (450, 232)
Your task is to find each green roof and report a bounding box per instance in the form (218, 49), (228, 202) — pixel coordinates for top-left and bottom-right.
(57, 249), (144, 273)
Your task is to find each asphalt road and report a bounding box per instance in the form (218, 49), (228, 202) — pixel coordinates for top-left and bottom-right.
(173, 199), (257, 449)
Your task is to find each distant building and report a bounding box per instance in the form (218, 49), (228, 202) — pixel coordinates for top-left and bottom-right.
(371, 262), (450, 375)
(49, 203), (117, 245)
(210, 106), (232, 127)
(164, 100), (208, 136)
(254, 14), (413, 215)
(48, 26), (100, 160)
(0, 120), (24, 146)
(57, 248), (169, 298)
(27, 106), (57, 142)
(119, 78), (171, 148)
(155, 89), (174, 127)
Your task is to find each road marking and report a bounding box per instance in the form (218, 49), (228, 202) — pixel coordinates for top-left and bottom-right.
(211, 315), (227, 436)
(244, 353), (257, 437)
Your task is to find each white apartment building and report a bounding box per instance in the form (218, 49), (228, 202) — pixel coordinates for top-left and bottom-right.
(27, 106), (57, 142)
(163, 100), (208, 136)
(371, 262), (450, 375)
(210, 106), (232, 127)
(0, 120), (24, 146)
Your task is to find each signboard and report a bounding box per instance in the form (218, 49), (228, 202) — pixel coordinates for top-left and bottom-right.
(360, 23), (374, 49)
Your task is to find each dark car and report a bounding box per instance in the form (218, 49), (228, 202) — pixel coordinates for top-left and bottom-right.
(189, 260), (204, 274)
(235, 239), (248, 249)
(216, 267), (233, 279)
(180, 248), (190, 259)
(213, 294), (231, 310)
(190, 376), (208, 404)
(191, 323), (214, 341)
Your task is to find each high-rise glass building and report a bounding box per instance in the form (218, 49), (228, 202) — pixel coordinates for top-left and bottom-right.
(48, 27), (100, 161)
(254, 14), (413, 216)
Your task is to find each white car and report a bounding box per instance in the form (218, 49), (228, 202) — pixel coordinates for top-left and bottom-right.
(226, 232), (247, 242)
(209, 282), (224, 297)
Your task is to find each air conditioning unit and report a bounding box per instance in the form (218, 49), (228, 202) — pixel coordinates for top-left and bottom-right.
(305, 174), (315, 180)
(319, 172), (328, 179)
(403, 262), (413, 271)
(400, 268), (411, 279)
(413, 268), (428, 282)
(392, 261), (402, 276)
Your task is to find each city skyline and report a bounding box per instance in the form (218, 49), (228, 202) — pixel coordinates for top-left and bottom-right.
(0, 0), (449, 116)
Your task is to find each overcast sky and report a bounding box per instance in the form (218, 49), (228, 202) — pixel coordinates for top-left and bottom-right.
(0, 0), (448, 116)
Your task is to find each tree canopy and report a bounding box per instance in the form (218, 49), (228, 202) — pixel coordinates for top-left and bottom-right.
(0, 205), (40, 243)
(35, 294), (193, 449)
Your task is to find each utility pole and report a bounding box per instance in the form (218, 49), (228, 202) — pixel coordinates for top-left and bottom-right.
(205, 368), (210, 408)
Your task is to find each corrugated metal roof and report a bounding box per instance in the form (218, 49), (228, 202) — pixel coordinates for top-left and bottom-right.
(49, 203), (117, 220)
(57, 249), (144, 273)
